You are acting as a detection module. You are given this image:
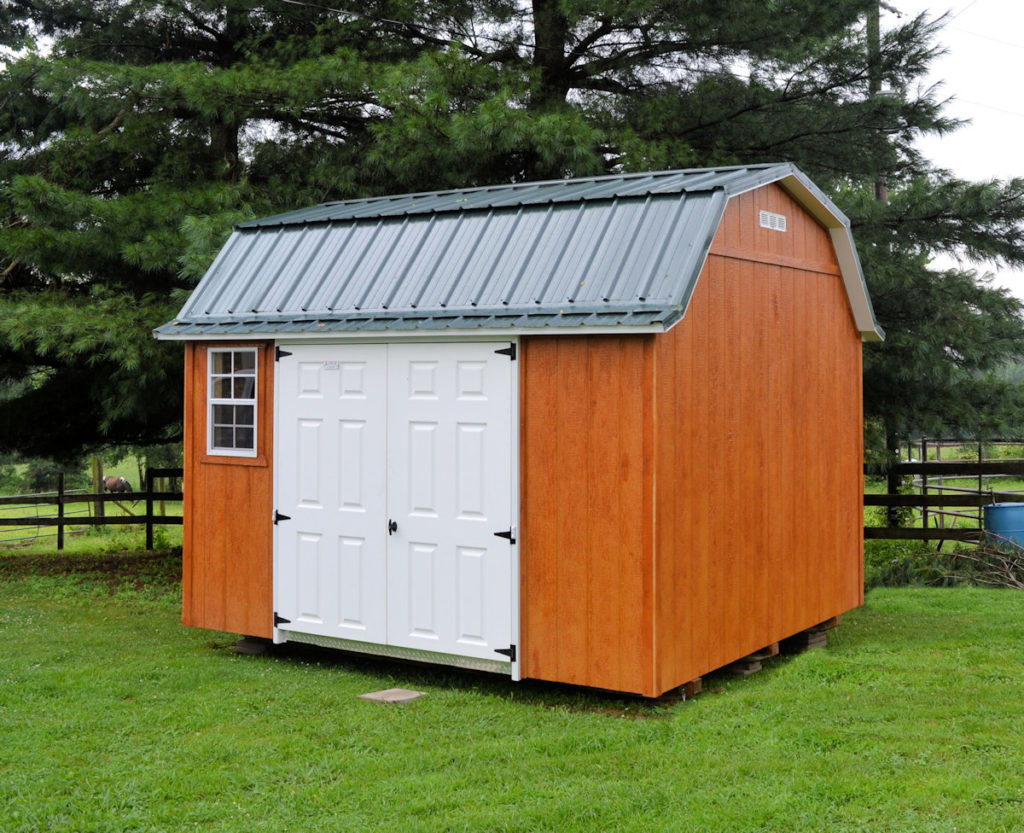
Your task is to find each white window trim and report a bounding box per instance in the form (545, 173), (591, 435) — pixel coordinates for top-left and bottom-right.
(207, 347), (258, 458)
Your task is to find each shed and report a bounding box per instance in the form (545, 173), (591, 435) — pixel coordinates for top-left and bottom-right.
(155, 163), (882, 697)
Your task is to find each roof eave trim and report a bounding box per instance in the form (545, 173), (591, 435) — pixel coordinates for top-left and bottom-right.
(152, 324), (667, 342)
(776, 172), (884, 341)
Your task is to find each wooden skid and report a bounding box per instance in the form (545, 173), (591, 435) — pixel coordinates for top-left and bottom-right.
(780, 616), (839, 654)
(725, 642), (780, 676)
(656, 677), (703, 702)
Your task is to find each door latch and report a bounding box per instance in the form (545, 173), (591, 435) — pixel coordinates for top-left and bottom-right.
(388, 519), (398, 535)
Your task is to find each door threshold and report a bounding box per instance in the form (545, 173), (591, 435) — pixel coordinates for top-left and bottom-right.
(277, 629), (513, 676)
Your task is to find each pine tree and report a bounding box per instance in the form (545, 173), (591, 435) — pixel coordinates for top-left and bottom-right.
(0, 0), (386, 456)
(2, 0), (1023, 457)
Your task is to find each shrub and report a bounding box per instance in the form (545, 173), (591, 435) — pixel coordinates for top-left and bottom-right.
(0, 463), (21, 494)
(21, 458), (90, 493)
(864, 540), (962, 589)
(945, 541), (1024, 588)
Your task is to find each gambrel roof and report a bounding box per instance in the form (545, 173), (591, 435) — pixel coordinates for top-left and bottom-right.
(155, 163), (883, 341)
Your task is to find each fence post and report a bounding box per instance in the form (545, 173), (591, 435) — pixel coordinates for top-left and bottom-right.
(57, 472), (65, 551)
(921, 438), (929, 532)
(979, 442), (984, 527)
(886, 434), (902, 527)
(145, 467), (154, 551)
(91, 457), (105, 519)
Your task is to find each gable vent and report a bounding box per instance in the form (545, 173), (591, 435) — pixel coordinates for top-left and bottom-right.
(759, 210), (787, 232)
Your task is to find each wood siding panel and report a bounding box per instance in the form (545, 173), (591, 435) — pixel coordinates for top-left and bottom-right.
(652, 188), (864, 691)
(711, 184), (844, 278)
(182, 341), (275, 639)
(520, 336), (656, 695)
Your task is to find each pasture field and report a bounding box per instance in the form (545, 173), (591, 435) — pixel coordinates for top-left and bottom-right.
(2, 549), (1024, 832)
(0, 455), (182, 549)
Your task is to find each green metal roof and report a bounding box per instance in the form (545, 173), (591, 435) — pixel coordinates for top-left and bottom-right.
(155, 164), (883, 341)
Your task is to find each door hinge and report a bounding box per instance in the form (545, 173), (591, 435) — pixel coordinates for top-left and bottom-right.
(274, 612), (291, 627)
(274, 510), (291, 525)
(494, 529), (516, 545)
(276, 346), (292, 361)
(495, 645), (517, 662)
(495, 343), (516, 361)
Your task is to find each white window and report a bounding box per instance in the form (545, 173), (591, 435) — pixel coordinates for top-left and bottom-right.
(208, 348), (257, 456)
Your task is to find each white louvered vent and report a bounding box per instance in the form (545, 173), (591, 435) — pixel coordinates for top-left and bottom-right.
(759, 210), (787, 232)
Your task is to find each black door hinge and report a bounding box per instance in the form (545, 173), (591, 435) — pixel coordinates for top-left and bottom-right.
(494, 529), (516, 545)
(495, 343), (516, 360)
(274, 510), (291, 525)
(274, 612), (291, 627)
(495, 645), (517, 662)
(276, 346), (292, 361)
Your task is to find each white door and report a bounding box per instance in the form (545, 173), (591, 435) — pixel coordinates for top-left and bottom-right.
(275, 341), (515, 665)
(385, 343), (514, 661)
(275, 344), (389, 644)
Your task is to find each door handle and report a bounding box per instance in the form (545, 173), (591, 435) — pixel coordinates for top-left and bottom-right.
(388, 519), (397, 535)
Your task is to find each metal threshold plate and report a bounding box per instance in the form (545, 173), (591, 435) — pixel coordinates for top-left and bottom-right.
(278, 630), (513, 676)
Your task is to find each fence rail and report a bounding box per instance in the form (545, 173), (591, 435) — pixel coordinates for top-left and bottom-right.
(0, 467), (183, 550)
(866, 446), (1024, 542)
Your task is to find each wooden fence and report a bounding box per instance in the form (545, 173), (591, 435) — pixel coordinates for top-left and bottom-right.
(0, 467), (183, 550)
(866, 456), (1024, 542)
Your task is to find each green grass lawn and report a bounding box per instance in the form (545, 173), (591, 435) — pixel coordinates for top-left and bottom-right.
(2, 552), (1024, 831)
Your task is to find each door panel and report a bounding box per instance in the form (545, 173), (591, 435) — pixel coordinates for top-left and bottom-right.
(386, 343), (513, 660)
(276, 341), (514, 665)
(276, 344), (388, 642)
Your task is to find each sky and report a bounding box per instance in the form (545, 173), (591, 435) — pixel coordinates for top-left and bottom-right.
(886, 0), (1024, 297)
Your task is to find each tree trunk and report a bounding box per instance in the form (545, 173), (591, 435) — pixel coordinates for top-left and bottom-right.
(531, 0), (570, 109)
(210, 119), (239, 181)
(867, 2), (888, 203)
(209, 6), (245, 181)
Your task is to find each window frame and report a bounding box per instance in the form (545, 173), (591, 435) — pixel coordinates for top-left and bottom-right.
(207, 347), (259, 458)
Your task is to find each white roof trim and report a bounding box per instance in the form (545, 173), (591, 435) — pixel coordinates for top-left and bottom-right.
(153, 324), (667, 342)
(775, 173), (884, 342)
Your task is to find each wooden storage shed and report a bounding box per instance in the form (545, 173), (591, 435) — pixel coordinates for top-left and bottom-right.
(156, 163), (882, 698)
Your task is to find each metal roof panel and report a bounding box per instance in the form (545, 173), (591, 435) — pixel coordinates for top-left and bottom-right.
(238, 164), (787, 227)
(160, 164), (883, 340)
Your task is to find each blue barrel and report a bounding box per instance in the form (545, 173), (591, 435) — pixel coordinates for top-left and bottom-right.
(983, 503), (1024, 548)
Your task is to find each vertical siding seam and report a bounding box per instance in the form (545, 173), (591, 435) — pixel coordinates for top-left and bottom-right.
(583, 340), (593, 686)
(647, 337), (658, 696)
(182, 343), (194, 626)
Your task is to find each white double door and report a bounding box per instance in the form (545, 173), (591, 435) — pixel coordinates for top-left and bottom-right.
(275, 341), (515, 664)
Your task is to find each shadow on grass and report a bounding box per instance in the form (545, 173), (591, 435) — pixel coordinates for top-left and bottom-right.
(0, 547), (805, 717)
(250, 639), (682, 718)
(0, 547), (182, 592)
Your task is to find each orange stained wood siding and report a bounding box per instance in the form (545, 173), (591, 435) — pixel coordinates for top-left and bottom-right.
(182, 341), (275, 639)
(709, 183), (844, 277)
(651, 186), (864, 693)
(519, 335), (656, 695)
(519, 183), (864, 697)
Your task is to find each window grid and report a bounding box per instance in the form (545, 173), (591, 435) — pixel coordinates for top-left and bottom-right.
(208, 348), (258, 457)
